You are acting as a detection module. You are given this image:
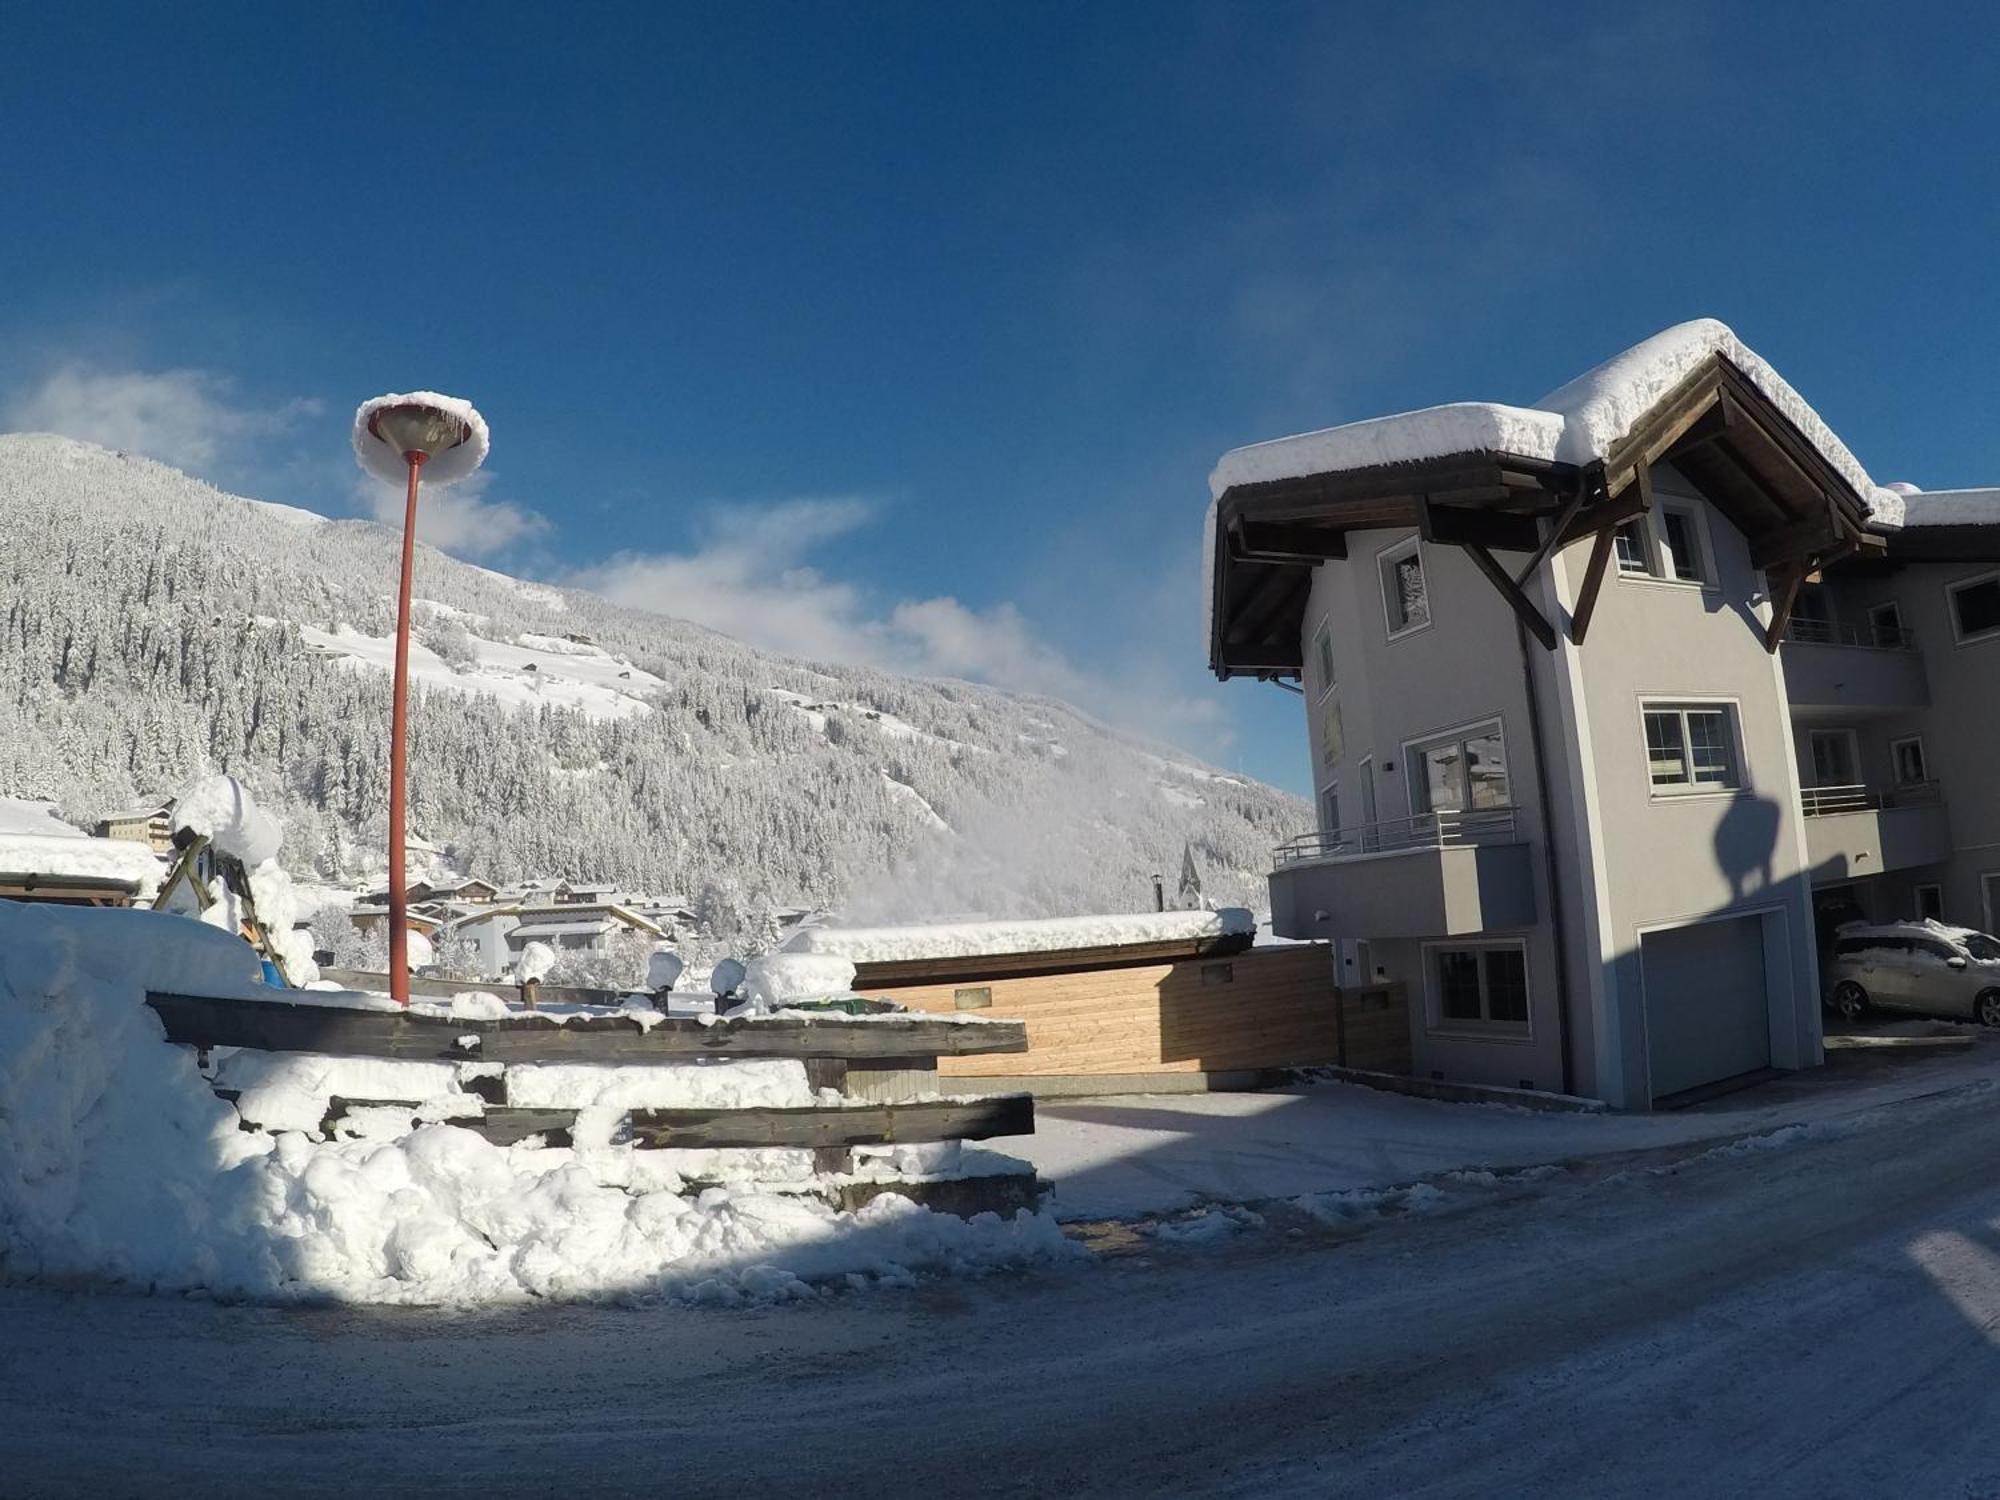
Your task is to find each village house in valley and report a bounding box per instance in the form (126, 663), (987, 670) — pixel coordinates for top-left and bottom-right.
(1205, 318), (2000, 1109)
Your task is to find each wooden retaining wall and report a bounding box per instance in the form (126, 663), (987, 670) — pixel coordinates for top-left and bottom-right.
(863, 944), (1409, 1079)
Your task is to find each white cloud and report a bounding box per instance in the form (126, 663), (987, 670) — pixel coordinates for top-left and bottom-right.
(572, 497), (1234, 755)
(3, 364), (320, 474)
(355, 468), (546, 559)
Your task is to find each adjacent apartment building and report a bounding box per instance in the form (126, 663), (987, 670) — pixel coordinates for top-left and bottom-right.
(1204, 318), (1998, 1108)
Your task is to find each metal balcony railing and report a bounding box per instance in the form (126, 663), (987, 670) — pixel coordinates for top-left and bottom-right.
(1783, 618), (1918, 651)
(1799, 780), (1941, 818)
(1274, 806), (1519, 867)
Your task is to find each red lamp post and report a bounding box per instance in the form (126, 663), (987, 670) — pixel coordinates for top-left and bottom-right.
(352, 393), (488, 1005)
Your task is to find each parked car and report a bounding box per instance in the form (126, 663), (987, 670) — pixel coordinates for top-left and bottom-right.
(1825, 920), (2000, 1025)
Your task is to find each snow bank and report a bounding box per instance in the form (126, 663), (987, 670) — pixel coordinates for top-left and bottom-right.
(1209, 318), (1906, 525)
(0, 904), (1066, 1304)
(1894, 487), (2000, 529)
(0, 797), (82, 838)
(352, 391), (490, 487)
(790, 908), (1255, 965)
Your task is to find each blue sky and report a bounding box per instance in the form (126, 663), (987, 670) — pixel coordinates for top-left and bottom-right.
(5, 3), (2000, 796)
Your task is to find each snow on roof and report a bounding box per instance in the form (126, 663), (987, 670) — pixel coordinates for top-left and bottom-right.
(0, 833), (163, 895)
(352, 391), (490, 488)
(1208, 319), (1904, 525)
(0, 798), (84, 839)
(789, 908), (1256, 965)
(1882, 485), (2000, 530)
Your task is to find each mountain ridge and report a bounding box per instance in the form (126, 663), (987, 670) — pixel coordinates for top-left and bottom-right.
(0, 432), (1303, 918)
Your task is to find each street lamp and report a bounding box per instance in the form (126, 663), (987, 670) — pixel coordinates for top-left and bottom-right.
(352, 390), (489, 1005)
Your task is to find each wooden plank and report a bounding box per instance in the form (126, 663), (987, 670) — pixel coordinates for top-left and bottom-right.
(144, 991), (1029, 1062)
(1418, 497), (1542, 552)
(1568, 523), (1620, 646)
(851, 932), (1253, 988)
(1232, 520), (1349, 563)
(625, 1095), (1035, 1150)
(1460, 542), (1558, 649)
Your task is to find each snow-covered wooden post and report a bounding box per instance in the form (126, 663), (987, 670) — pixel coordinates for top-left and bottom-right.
(352, 392), (489, 1006)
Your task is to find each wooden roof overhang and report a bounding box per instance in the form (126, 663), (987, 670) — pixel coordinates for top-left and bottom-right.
(1872, 524), (2000, 566)
(1207, 353), (1884, 677)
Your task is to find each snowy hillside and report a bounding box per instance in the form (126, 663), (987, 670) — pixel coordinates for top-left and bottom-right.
(0, 434), (1303, 917)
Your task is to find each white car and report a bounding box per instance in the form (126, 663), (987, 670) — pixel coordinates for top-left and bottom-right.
(1825, 920), (2000, 1026)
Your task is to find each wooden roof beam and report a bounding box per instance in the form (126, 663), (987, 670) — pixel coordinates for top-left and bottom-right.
(1231, 519), (1349, 563)
(1418, 496), (1543, 552)
(1459, 542), (1558, 650)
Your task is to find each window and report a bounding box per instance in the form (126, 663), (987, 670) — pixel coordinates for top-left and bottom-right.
(1808, 729), (1858, 787)
(1659, 505), (1707, 584)
(1644, 704), (1740, 792)
(1891, 736), (1928, 786)
(1319, 699), (1344, 767)
(1319, 784), (1340, 838)
(1312, 623), (1336, 696)
(1948, 573), (2000, 644)
(1408, 721), (1510, 813)
(1429, 943), (1530, 1034)
(1614, 521), (1653, 574)
(1379, 537), (1430, 638)
(1915, 885), (1944, 923)
(1868, 601), (1905, 647)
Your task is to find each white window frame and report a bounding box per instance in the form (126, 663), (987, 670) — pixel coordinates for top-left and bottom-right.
(1613, 494), (1716, 590)
(1377, 534), (1433, 642)
(1613, 519), (1657, 576)
(1311, 621), (1336, 698)
(1947, 570), (2000, 646)
(1890, 735), (1928, 786)
(1867, 600), (1906, 647)
(1640, 698), (1745, 798)
(1401, 715), (1510, 817)
(1318, 782), (1340, 838)
(1421, 938), (1533, 1041)
(1806, 727), (1861, 789)
(1655, 501), (1714, 587)
(1915, 883), (1944, 923)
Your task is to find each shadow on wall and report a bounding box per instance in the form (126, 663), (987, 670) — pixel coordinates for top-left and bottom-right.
(1714, 793), (1782, 902)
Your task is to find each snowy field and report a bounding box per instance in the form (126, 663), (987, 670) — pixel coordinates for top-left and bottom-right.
(8, 1062), (2000, 1496)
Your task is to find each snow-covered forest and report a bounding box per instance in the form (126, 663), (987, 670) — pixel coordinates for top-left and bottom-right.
(0, 434), (1303, 917)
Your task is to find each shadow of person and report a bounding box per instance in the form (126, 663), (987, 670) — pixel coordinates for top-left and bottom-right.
(1714, 794), (1782, 901)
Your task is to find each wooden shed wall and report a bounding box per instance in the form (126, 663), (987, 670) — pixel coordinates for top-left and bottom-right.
(871, 943), (1406, 1078)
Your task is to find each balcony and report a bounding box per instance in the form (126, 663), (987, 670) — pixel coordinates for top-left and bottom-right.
(1801, 781), (1953, 885)
(1268, 807), (1537, 941)
(1781, 619), (1929, 712)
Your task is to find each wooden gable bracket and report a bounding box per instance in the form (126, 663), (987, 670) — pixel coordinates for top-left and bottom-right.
(1763, 564), (1806, 653)
(1459, 540), (1559, 650)
(1565, 462), (1653, 646)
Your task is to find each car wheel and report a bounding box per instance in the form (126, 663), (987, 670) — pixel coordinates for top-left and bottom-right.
(1977, 991), (2000, 1028)
(1830, 981), (1869, 1022)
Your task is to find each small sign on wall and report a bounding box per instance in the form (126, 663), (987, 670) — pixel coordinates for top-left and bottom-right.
(954, 986), (993, 1011)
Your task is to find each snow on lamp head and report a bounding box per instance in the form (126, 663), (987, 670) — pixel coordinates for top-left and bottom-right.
(352, 391), (489, 487)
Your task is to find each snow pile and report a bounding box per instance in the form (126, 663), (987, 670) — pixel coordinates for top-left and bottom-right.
(0, 797), (83, 838)
(790, 908), (1256, 965)
(1892, 487), (2000, 530)
(741, 952), (859, 1010)
(352, 391), (490, 487)
(1208, 318), (1905, 525)
(171, 774), (282, 866)
(0, 903), (1066, 1304)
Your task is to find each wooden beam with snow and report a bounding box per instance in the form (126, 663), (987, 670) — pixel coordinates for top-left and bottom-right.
(145, 991), (1030, 1063)
(625, 1094), (1036, 1150)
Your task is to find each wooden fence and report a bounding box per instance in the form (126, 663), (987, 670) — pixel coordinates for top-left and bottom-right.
(153, 989), (1042, 1216)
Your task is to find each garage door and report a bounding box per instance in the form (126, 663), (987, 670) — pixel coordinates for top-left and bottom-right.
(1640, 915), (1770, 1102)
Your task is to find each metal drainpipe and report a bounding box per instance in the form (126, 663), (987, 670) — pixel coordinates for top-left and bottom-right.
(1515, 615), (1577, 1098)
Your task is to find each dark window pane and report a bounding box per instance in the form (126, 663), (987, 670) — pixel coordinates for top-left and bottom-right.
(1464, 731), (1510, 809)
(1614, 522), (1651, 574)
(1953, 579), (2000, 638)
(1483, 948), (1529, 1023)
(1645, 711), (1687, 785)
(1662, 509), (1703, 582)
(1437, 951), (1483, 1020)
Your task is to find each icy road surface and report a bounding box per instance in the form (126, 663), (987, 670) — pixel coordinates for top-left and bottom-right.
(9, 1078), (2000, 1496)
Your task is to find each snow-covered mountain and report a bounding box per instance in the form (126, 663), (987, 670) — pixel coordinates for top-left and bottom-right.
(0, 434), (1304, 917)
